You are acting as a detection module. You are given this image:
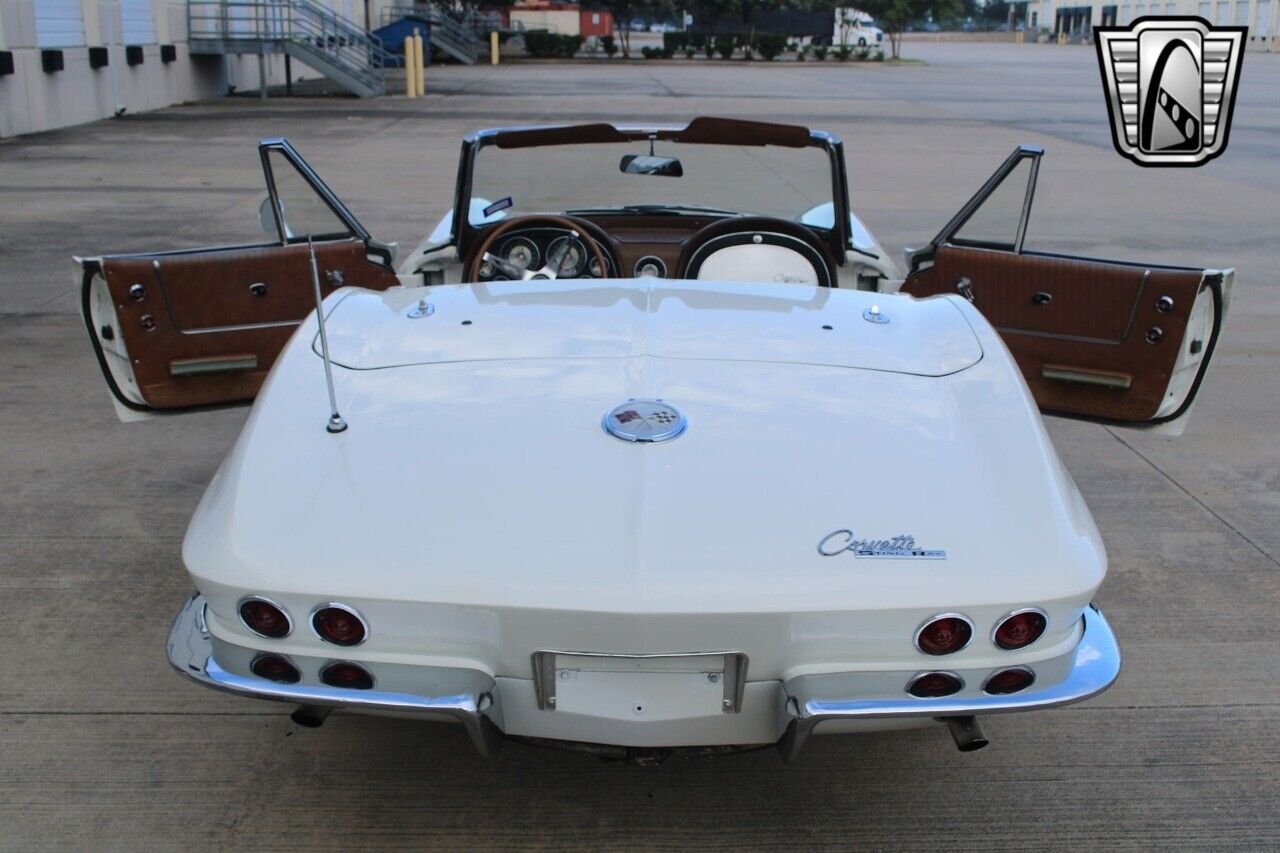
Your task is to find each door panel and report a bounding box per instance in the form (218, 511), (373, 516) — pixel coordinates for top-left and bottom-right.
(903, 246), (1221, 424)
(903, 146), (1229, 433)
(85, 239), (398, 412)
(83, 137), (400, 417)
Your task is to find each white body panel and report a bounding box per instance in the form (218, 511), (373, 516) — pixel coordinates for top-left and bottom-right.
(181, 279), (1107, 749)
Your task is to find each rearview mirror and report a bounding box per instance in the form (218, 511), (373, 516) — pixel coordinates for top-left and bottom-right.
(620, 154), (684, 177)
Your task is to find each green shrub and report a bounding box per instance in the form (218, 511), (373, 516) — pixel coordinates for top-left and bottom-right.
(796, 44), (808, 61)
(853, 45), (870, 61)
(523, 31), (583, 58)
(871, 48), (885, 61)
(641, 45), (662, 59)
(756, 33), (786, 61)
(601, 34), (616, 57)
(714, 34), (736, 59)
(662, 32), (685, 58)
(812, 43), (828, 61)
(835, 44), (852, 61)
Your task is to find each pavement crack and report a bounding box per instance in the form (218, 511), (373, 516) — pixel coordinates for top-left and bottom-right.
(1106, 427), (1280, 570)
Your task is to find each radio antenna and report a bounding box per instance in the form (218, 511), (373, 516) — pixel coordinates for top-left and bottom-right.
(308, 235), (347, 434)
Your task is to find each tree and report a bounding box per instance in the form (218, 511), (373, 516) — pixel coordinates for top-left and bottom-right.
(855, 0), (962, 58)
(594, 0), (673, 58)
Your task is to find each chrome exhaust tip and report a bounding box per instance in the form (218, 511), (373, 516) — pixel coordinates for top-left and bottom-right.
(940, 715), (989, 751)
(290, 704), (332, 728)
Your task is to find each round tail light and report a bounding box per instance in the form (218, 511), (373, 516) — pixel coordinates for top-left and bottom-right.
(320, 661), (374, 690)
(907, 671), (963, 698)
(993, 609), (1047, 650)
(915, 614), (974, 655)
(251, 653), (301, 684)
(238, 596), (291, 639)
(311, 604), (367, 647)
(983, 667), (1036, 695)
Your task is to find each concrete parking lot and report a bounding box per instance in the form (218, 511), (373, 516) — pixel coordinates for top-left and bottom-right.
(2, 43), (1278, 849)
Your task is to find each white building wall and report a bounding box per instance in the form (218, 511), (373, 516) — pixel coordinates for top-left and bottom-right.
(0, 0), (370, 139)
(1026, 0), (1278, 46)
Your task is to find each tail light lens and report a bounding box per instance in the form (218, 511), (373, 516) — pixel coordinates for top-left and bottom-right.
(311, 604), (367, 647)
(915, 614), (974, 655)
(238, 597), (291, 639)
(320, 661), (374, 690)
(993, 609), (1047, 650)
(251, 653), (301, 684)
(907, 671), (963, 698)
(982, 667), (1036, 695)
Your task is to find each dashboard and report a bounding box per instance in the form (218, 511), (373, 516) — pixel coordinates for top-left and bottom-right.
(468, 215), (834, 286)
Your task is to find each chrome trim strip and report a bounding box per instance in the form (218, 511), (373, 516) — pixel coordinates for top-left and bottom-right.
(169, 355), (259, 377)
(778, 605), (1120, 762)
(912, 611), (975, 656)
(1041, 366), (1134, 389)
(168, 594), (502, 757)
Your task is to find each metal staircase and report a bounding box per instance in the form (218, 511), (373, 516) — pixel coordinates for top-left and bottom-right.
(188, 1), (400, 98)
(382, 3), (484, 64)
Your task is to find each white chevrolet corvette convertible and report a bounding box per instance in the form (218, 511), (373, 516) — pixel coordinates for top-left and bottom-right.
(80, 118), (1230, 761)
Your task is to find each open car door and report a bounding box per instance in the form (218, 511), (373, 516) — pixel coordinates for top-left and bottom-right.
(901, 145), (1231, 436)
(80, 139), (399, 420)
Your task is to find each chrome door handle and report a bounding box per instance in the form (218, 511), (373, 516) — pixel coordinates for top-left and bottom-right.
(955, 276), (974, 302)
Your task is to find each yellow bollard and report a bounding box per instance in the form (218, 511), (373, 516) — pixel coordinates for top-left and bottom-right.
(414, 29), (425, 94)
(490, 30), (500, 65)
(404, 35), (417, 97)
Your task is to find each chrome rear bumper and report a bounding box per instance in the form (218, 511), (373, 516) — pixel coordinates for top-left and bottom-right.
(776, 605), (1121, 760)
(168, 594), (1119, 760)
(166, 594), (504, 756)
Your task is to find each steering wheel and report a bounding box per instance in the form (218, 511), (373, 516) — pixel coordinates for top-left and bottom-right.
(466, 215), (611, 283)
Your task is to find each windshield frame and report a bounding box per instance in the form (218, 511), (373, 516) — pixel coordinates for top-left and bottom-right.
(449, 118), (852, 265)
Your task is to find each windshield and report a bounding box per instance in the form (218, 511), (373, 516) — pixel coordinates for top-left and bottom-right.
(467, 141), (837, 227)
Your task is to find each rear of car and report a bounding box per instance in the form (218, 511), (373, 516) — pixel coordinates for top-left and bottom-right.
(170, 280), (1120, 757)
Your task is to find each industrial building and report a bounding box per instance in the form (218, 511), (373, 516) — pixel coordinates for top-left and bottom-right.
(0, 0), (396, 138)
(1026, 0), (1279, 42)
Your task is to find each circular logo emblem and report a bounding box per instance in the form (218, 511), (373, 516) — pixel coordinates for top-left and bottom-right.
(602, 399), (686, 443)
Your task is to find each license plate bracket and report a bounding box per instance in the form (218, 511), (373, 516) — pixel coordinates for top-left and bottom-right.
(531, 650), (748, 714)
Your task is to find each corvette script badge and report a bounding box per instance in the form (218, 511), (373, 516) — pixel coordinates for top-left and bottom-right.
(818, 530), (947, 560)
(1095, 17), (1246, 167)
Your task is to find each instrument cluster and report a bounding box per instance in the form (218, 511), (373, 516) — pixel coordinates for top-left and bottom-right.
(475, 228), (613, 280)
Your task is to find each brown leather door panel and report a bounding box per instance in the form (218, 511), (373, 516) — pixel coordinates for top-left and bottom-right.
(92, 239), (398, 410)
(903, 244), (1208, 422)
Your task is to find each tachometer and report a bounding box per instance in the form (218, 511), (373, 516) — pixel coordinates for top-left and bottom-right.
(499, 236), (539, 272)
(546, 235), (587, 278)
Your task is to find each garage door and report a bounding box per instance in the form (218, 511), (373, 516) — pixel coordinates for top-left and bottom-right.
(35, 0), (85, 48)
(122, 0), (158, 45)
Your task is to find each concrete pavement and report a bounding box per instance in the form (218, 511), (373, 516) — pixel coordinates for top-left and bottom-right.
(1, 43), (1277, 849)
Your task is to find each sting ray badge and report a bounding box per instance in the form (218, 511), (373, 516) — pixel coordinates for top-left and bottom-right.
(1095, 17), (1246, 167)
(817, 530), (947, 560)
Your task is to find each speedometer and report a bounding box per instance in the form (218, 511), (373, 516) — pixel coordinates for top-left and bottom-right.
(499, 236), (539, 272)
(546, 235), (587, 278)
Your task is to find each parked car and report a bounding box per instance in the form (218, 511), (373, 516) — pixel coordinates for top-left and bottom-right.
(80, 118), (1230, 761)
